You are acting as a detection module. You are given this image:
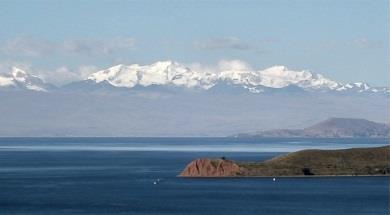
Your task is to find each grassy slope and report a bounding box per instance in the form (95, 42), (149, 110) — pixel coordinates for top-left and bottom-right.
(238, 145), (390, 176)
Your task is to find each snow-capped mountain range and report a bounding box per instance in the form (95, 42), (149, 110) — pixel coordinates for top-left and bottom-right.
(0, 61), (388, 94)
(0, 67), (54, 92)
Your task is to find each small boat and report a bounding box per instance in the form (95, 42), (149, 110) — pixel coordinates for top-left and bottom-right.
(153, 178), (161, 185)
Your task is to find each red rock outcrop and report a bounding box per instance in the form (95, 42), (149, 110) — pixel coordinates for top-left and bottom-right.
(179, 158), (242, 177)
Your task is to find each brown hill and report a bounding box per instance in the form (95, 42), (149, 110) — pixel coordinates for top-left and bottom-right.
(235, 118), (390, 138)
(303, 118), (390, 137)
(180, 145), (390, 177)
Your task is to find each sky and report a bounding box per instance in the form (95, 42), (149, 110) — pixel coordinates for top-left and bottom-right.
(0, 0), (388, 86)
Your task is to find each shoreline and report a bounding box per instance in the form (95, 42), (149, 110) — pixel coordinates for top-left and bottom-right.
(178, 175), (390, 178)
(179, 146), (390, 177)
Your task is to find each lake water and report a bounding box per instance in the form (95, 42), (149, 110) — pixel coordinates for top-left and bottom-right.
(0, 138), (389, 214)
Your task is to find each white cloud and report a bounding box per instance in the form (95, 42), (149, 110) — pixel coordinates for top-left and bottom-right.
(36, 65), (98, 85)
(184, 62), (215, 74)
(184, 59), (253, 75)
(218, 59), (253, 71)
(352, 38), (380, 49)
(77, 65), (99, 79)
(0, 61), (33, 74)
(194, 37), (253, 50)
(1, 36), (55, 57)
(44, 67), (79, 84)
(1, 36), (136, 57)
(63, 37), (136, 55)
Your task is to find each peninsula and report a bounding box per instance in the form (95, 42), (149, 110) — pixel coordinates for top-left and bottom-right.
(180, 145), (390, 177)
(234, 118), (390, 138)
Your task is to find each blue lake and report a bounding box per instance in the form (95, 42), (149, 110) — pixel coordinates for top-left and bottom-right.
(0, 138), (389, 214)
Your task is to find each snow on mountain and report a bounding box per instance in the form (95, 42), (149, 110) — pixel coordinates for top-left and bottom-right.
(1, 62), (387, 94)
(86, 61), (387, 94)
(257, 66), (341, 90)
(87, 61), (217, 90)
(0, 75), (15, 87)
(0, 67), (53, 92)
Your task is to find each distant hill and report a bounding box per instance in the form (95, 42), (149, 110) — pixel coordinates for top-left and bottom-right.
(180, 145), (390, 177)
(235, 118), (390, 138)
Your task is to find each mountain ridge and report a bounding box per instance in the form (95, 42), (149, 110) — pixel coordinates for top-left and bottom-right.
(84, 61), (389, 94)
(1, 61), (389, 94)
(235, 118), (390, 138)
(0, 67), (55, 92)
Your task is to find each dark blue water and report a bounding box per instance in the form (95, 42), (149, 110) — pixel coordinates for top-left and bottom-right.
(0, 138), (389, 214)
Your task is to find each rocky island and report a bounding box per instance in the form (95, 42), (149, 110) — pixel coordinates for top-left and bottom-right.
(180, 146), (390, 177)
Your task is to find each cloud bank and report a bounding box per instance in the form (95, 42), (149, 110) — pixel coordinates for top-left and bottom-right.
(1, 36), (136, 57)
(194, 37), (254, 50)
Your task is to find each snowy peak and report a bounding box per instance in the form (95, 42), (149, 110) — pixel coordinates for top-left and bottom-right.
(86, 61), (386, 94)
(2, 61), (388, 94)
(12, 67), (28, 82)
(255, 66), (340, 90)
(0, 74), (16, 87)
(87, 61), (217, 90)
(0, 67), (53, 92)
